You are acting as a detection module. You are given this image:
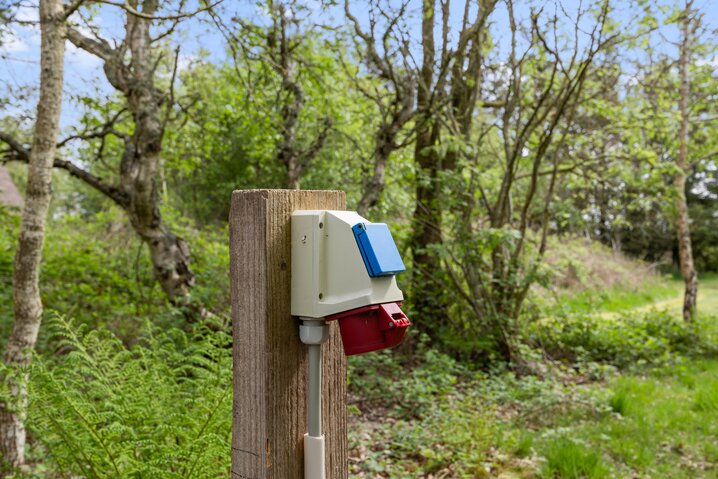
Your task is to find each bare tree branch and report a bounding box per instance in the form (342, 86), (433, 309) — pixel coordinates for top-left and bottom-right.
(0, 130), (128, 207)
(96, 0), (224, 21)
(66, 26), (114, 61)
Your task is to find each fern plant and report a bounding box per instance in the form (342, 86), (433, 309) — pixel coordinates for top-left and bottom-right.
(28, 315), (232, 478)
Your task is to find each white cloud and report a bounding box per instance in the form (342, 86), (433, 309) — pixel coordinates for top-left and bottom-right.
(177, 53), (200, 73)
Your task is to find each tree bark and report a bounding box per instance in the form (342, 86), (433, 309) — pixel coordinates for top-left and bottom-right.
(410, 0), (497, 338)
(356, 116), (411, 217)
(356, 143), (390, 217)
(121, 6), (194, 303)
(410, 0), (447, 337)
(676, 0), (698, 322)
(67, 3), (195, 305)
(0, 0), (65, 468)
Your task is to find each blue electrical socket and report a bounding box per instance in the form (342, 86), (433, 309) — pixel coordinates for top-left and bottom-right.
(352, 222), (406, 277)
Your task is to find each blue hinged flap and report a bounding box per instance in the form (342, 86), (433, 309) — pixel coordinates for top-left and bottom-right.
(352, 222), (406, 277)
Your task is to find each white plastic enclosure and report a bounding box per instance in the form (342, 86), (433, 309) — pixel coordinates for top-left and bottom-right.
(291, 210), (403, 318)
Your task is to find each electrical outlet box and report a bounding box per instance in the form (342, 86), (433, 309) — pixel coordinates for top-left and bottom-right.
(291, 210), (404, 319)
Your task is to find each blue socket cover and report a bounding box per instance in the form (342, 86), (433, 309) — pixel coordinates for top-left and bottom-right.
(352, 222), (406, 277)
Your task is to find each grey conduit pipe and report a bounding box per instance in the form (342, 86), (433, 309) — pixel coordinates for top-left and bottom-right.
(299, 319), (329, 479)
(307, 342), (322, 438)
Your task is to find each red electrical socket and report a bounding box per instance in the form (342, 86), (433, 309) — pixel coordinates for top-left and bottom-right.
(325, 302), (410, 356)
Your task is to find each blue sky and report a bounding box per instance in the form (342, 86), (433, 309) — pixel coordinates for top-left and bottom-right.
(0, 0), (716, 137)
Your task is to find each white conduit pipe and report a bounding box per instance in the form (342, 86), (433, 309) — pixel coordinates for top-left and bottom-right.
(299, 319), (328, 479)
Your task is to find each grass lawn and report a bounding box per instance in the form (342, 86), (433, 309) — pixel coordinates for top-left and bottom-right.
(561, 274), (718, 317)
(629, 274), (718, 318)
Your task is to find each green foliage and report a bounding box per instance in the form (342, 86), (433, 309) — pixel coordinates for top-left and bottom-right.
(38, 211), (168, 345)
(541, 437), (609, 479)
(349, 394), (495, 478)
(27, 315), (232, 478)
(348, 341), (463, 418)
(531, 309), (709, 368)
(161, 45), (380, 224)
(0, 206), (20, 350)
(0, 208), (231, 349)
(348, 346), (495, 478)
(2, 1), (718, 477)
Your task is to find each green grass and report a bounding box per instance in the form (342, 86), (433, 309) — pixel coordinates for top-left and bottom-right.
(559, 278), (679, 313)
(557, 273), (718, 317)
(528, 360), (718, 478)
(524, 275), (718, 478)
(542, 437), (610, 479)
(348, 273), (718, 478)
(500, 274), (718, 478)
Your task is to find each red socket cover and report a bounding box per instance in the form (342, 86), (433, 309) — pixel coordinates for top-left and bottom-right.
(325, 302), (410, 356)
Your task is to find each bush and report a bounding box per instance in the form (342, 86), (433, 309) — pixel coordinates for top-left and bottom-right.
(26, 315), (232, 478)
(530, 309), (709, 368)
(0, 207), (20, 351)
(0, 208), (231, 350)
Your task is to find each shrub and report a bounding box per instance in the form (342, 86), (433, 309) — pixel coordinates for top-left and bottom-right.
(530, 309), (708, 368)
(27, 315), (232, 478)
(0, 207), (20, 351)
(0, 208), (231, 352)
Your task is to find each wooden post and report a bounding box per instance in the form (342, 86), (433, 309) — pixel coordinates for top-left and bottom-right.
(230, 190), (348, 479)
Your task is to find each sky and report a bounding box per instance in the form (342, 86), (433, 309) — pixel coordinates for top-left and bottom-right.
(0, 0), (233, 128)
(0, 0), (716, 137)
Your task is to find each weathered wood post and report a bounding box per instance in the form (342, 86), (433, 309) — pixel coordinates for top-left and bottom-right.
(229, 190), (348, 479)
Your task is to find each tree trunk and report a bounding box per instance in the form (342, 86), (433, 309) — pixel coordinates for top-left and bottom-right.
(121, 39), (195, 304)
(0, 0), (65, 468)
(676, 0), (698, 322)
(67, 3), (195, 305)
(356, 143), (391, 217)
(410, 0), (447, 337)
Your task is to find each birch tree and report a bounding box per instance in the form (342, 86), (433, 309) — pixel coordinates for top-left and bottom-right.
(0, 0), (66, 468)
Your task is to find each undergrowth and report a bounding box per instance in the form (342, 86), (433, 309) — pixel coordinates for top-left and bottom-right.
(22, 315), (232, 479)
(348, 346), (495, 478)
(530, 309), (715, 368)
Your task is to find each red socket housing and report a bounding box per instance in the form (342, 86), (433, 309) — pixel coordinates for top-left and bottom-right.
(325, 302), (410, 356)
